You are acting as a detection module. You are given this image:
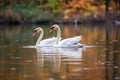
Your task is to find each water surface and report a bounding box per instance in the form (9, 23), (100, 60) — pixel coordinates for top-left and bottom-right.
(0, 24), (120, 80)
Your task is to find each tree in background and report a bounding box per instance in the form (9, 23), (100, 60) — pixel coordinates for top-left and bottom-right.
(36, 0), (63, 17)
(0, 0), (120, 23)
(61, 0), (105, 20)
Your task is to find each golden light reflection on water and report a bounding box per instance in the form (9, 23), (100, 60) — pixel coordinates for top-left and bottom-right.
(0, 24), (120, 80)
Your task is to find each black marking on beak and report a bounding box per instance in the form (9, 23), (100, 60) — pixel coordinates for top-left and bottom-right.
(49, 27), (54, 33)
(50, 26), (54, 30)
(33, 30), (37, 33)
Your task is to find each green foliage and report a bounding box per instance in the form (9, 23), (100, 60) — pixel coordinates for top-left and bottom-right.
(46, 0), (60, 13)
(0, 0), (119, 23)
(12, 4), (55, 22)
(37, 0), (62, 14)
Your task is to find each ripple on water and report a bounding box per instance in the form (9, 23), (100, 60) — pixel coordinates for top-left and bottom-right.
(114, 66), (118, 69)
(24, 74), (33, 78)
(22, 46), (37, 48)
(11, 56), (20, 59)
(26, 60), (33, 63)
(10, 67), (16, 71)
(115, 77), (120, 80)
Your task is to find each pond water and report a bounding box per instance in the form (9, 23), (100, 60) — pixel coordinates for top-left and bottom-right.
(0, 24), (120, 80)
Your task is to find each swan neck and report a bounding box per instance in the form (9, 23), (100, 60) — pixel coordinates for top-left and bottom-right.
(36, 30), (43, 46)
(55, 26), (61, 45)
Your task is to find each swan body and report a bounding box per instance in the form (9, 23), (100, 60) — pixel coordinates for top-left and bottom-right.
(37, 37), (57, 46)
(58, 36), (82, 47)
(33, 27), (57, 47)
(49, 24), (83, 47)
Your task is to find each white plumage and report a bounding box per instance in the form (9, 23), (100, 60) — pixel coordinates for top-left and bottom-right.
(37, 37), (57, 46)
(58, 36), (82, 47)
(33, 27), (57, 47)
(49, 24), (83, 47)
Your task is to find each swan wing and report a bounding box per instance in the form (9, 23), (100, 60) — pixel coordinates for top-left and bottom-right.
(39, 37), (57, 46)
(59, 38), (72, 45)
(59, 36), (82, 46)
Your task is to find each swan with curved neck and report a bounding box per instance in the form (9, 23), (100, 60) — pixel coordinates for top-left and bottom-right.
(33, 27), (43, 46)
(33, 27), (56, 46)
(49, 24), (82, 47)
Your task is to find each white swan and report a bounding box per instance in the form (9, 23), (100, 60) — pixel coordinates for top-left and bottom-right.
(49, 24), (83, 47)
(33, 27), (57, 47)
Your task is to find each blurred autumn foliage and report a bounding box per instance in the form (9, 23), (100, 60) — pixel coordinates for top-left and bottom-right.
(0, 0), (120, 24)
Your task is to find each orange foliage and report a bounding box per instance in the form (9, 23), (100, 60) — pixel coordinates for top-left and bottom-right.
(60, 0), (114, 20)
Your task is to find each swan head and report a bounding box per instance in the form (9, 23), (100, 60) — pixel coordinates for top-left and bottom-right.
(49, 24), (59, 32)
(33, 27), (43, 36)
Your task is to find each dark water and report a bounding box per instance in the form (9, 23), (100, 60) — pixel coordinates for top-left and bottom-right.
(0, 24), (120, 80)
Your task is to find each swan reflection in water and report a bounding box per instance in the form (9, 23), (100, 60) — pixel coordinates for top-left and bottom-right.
(34, 47), (85, 72)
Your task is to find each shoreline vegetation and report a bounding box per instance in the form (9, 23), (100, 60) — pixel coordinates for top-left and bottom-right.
(0, 11), (120, 25)
(0, 0), (120, 25)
